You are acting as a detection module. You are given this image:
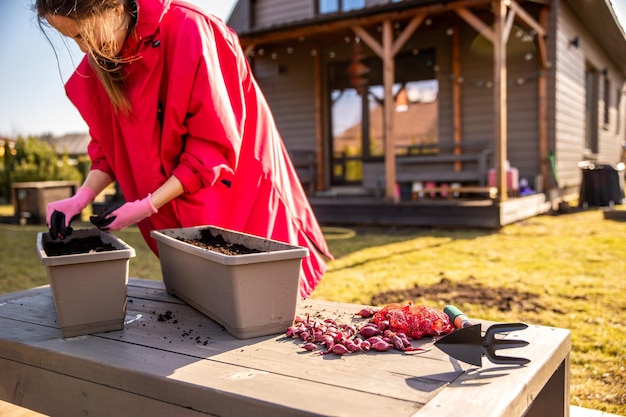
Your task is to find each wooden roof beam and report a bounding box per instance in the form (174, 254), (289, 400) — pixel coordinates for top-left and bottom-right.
(353, 12), (427, 59)
(392, 12), (427, 56)
(238, 0), (492, 47)
(503, 6), (516, 41)
(454, 7), (495, 43)
(509, 0), (549, 68)
(509, 0), (546, 37)
(352, 25), (384, 58)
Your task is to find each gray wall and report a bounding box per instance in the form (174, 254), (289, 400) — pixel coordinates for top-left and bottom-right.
(555, 3), (626, 191)
(237, 0), (626, 195)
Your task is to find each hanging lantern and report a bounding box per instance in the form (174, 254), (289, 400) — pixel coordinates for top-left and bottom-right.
(347, 40), (370, 94)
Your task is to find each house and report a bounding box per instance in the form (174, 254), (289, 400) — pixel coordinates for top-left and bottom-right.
(44, 133), (90, 160)
(226, 0), (626, 227)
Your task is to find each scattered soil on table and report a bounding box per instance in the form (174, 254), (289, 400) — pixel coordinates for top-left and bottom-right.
(372, 276), (545, 313)
(177, 230), (261, 255)
(44, 236), (117, 256)
(150, 309), (213, 346)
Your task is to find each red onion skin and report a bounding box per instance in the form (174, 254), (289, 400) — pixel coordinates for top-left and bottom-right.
(322, 335), (335, 348)
(359, 325), (381, 338)
(288, 306), (442, 356)
(355, 308), (377, 318)
(400, 336), (412, 348)
(324, 318), (338, 327)
(330, 344), (350, 355)
(377, 320), (390, 332)
(302, 343), (318, 351)
(342, 324), (357, 336)
(313, 332), (326, 343)
(371, 341), (393, 352)
(389, 334), (405, 351)
(366, 336), (385, 345)
(344, 339), (359, 353)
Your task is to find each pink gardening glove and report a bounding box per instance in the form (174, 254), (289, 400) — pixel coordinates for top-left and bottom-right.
(46, 187), (96, 240)
(91, 195), (157, 231)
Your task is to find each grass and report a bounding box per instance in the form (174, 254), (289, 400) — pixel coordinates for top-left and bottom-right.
(0, 205), (624, 415)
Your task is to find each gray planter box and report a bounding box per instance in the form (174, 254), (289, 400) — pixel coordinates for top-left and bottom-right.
(37, 229), (135, 338)
(150, 226), (308, 339)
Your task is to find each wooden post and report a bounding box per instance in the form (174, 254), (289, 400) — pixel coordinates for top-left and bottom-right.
(538, 8), (549, 193)
(313, 48), (324, 192)
(493, 0), (508, 201)
(452, 25), (463, 171)
(383, 20), (397, 202)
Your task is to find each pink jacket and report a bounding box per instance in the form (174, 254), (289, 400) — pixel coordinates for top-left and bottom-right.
(66, 0), (332, 297)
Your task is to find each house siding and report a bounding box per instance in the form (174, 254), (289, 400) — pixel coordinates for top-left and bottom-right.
(253, 50), (318, 151)
(238, 0), (625, 202)
(227, 0), (251, 32)
(555, 3), (626, 192)
(458, 22), (541, 183)
(253, 0), (314, 27)
(554, 5), (585, 189)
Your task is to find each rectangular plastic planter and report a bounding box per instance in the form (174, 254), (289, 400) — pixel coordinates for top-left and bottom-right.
(150, 226), (308, 339)
(37, 229), (135, 338)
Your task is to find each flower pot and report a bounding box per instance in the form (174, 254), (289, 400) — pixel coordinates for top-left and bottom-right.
(37, 229), (136, 338)
(150, 226), (308, 339)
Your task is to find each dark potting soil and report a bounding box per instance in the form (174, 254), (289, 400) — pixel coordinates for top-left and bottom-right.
(44, 235), (117, 256)
(177, 230), (261, 255)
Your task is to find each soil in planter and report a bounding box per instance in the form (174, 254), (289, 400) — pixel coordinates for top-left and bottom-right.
(177, 230), (261, 255)
(44, 236), (117, 256)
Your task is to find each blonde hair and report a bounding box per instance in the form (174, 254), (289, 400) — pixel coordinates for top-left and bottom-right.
(35, 0), (138, 113)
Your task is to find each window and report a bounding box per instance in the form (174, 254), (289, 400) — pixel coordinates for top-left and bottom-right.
(616, 88), (622, 134)
(603, 71), (610, 127)
(318, 0), (365, 14)
(585, 67), (599, 153)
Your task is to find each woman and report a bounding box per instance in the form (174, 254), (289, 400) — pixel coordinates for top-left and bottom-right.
(39, 0), (332, 298)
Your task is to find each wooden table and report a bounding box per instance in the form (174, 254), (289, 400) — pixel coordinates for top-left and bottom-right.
(0, 279), (571, 417)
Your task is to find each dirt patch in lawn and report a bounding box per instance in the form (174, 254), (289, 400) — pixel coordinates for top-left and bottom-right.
(371, 277), (544, 313)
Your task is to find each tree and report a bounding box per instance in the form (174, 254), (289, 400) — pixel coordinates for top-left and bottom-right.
(0, 136), (83, 203)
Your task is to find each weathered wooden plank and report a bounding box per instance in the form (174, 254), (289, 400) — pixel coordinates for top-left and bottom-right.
(0, 317), (424, 416)
(0, 288), (443, 416)
(102, 290), (467, 400)
(0, 358), (214, 417)
(414, 325), (571, 417)
(0, 281), (571, 417)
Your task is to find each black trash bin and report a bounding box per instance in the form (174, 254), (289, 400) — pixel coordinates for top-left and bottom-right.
(578, 163), (624, 207)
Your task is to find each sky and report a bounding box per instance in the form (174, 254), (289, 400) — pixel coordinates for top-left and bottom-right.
(0, 0), (236, 138)
(0, 0), (625, 138)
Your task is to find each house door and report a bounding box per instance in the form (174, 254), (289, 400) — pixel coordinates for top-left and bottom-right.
(329, 86), (368, 186)
(328, 50), (439, 187)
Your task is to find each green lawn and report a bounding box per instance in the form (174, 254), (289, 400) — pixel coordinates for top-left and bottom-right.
(1, 205), (624, 415)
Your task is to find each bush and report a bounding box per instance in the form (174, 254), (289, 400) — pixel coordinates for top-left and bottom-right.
(0, 136), (84, 202)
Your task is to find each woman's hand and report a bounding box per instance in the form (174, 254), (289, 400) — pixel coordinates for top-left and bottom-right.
(46, 187), (96, 239)
(91, 195), (157, 231)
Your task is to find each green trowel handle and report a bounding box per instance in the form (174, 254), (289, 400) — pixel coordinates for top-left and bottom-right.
(444, 305), (473, 329)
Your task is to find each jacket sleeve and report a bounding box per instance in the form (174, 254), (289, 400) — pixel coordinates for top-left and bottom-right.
(162, 11), (248, 194)
(87, 133), (116, 180)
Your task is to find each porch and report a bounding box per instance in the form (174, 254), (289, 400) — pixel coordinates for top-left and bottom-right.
(309, 187), (552, 229)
